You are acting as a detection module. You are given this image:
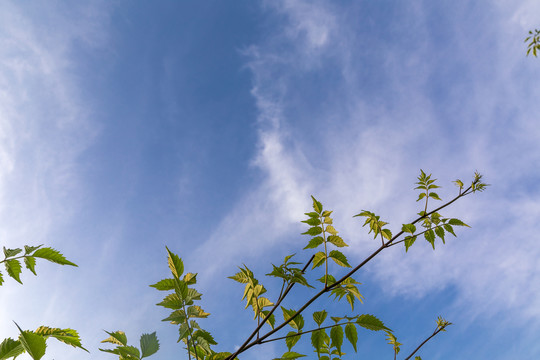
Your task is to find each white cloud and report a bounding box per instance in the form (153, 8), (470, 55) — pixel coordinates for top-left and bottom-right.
(200, 0), (540, 332)
(0, 1), (111, 355)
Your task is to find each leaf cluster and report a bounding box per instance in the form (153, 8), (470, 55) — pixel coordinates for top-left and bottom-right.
(99, 331), (159, 359)
(0, 323), (87, 360)
(525, 29), (540, 57)
(0, 245), (76, 286)
(152, 247), (225, 360)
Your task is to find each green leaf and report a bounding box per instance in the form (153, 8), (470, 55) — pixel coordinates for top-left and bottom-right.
(330, 325), (343, 356)
(444, 224), (456, 237)
(304, 237), (324, 249)
(0, 271), (4, 286)
(3, 248), (22, 258)
(302, 218), (321, 226)
(193, 329), (217, 345)
(328, 250), (351, 267)
(116, 345), (141, 359)
(424, 229), (436, 249)
(140, 332), (159, 359)
(24, 257), (37, 276)
(429, 192), (442, 200)
(35, 327), (87, 351)
(356, 314), (388, 331)
(32, 248), (77, 266)
(161, 310), (186, 324)
(313, 310), (328, 326)
(448, 218), (470, 227)
(312, 252), (326, 269)
(149, 278), (176, 291)
(5, 260), (22, 284)
(327, 235), (347, 247)
(24, 245), (42, 255)
(344, 323), (358, 352)
(166, 247), (184, 279)
(434, 226), (445, 243)
(311, 329), (326, 357)
(101, 330), (128, 346)
(15, 324), (46, 360)
(401, 224), (416, 234)
(281, 308), (304, 331)
(325, 225), (338, 235)
(187, 305), (210, 318)
(302, 226), (322, 236)
(404, 236), (417, 252)
(157, 293), (182, 309)
(285, 332), (301, 351)
(453, 179), (463, 188)
(416, 193), (426, 202)
(0, 338), (24, 359)
(304, 212), (319, 218)
(311, 196), (323, 214)
(275, 351), (306, 360)
(381, 228), (392, 240)
(178, 323), (190, 342)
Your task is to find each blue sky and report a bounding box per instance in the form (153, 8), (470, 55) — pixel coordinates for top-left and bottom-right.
(1, 1), (539, 359)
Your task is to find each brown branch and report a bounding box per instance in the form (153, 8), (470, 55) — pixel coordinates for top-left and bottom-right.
(228, 185), (474, 359)
(403, 325), (447, 360)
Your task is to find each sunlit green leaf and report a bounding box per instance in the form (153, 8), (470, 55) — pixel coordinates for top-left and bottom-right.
(140, 332), (159, 358)
(404, 236), (417, 252)
(5, 260), (22, 284)
(3, 248), (22, 258)
(402, 224), (416, 234)
(15, 324), (46, 360)
(311, 196), (323, 214)
(302, 217), (321, 226)
(101, 330), (128, 346)
(24, 257), (37, 276)
(149, 278), (176, 291)
(444, 224), (456, 237)
(285, 332), (301, 351)
(311, 329), (326, 357)
(344, 323), (358, 352)
(329, 251), (350, 267)
(32, 248), (77, 266)
(35, 326), (87, 351)
(304, 237), (324, 249)
(356, 314), (388, 331)
(302, 226), (322, 236)
(313, 310), (328, 326)
(330, 325), (343, 355)
(327, 235), (347, 247)
(0, 338), (24, 359)
(325, 225), (338, 235)
(448, 218), (469, 227)
(166, 247), (184, 279)
(424, 229), (435, 249)
(274, 351), (307, 360)
(312, 252), (326, 269)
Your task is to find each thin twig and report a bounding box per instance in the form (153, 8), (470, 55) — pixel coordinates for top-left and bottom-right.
(403, 325), (446, 360)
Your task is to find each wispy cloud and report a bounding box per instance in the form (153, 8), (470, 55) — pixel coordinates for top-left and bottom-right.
(199, 0), (540, 332)
(0, 0), (111, 353)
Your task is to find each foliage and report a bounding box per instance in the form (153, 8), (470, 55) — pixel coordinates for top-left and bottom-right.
(525, 29), (540, 57)
(99, 331), (160, 359)
(0, 246), (86, 359)
(1, 170), (488, 359)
